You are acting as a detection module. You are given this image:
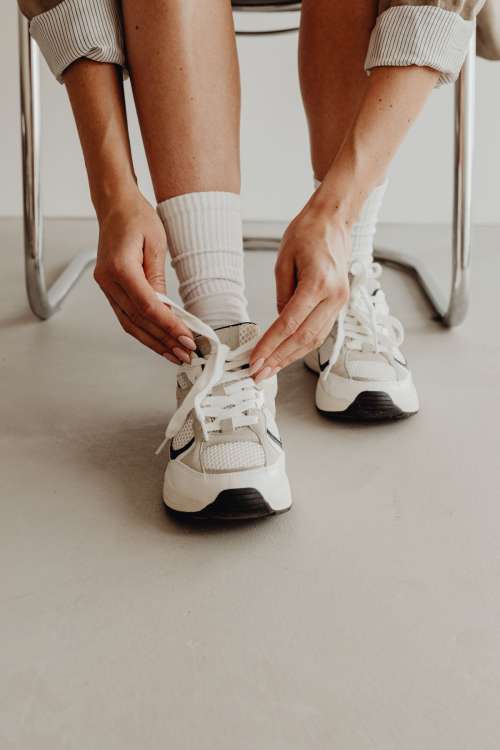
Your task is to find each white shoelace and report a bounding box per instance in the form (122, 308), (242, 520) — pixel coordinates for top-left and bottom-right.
(322, 261), (405, 381)
(155, 294), (264, 453)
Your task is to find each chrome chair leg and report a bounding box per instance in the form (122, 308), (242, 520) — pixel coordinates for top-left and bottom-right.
(19, 13), (96, 321)
(374, 30), (476, 326)
(234, 1), (301, 36)
(244, 30), (476, 328)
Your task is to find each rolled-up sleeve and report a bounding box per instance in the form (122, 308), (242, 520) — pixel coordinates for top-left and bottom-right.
(18, 0), (125, 83)
(365, 1), (485, 85)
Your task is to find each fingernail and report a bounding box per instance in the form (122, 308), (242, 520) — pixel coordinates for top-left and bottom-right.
(173, 347), (191, 364)
(250, 358), (265, 373)
(163, 352), (181, 365)
(255, 366), (272, 384)
(178, 335), (196, 351)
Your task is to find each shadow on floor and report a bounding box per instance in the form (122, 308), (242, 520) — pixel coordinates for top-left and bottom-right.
(78, 418), (281, 539)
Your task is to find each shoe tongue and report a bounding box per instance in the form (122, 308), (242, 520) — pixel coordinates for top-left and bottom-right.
(193, 323), (261, 436)
(195, 322), (259, 357)
(350, 261), (385, 305)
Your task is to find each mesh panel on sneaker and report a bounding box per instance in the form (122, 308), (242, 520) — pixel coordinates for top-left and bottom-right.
(172, 414), (195, 450)
(197, 322), (259, 356)
(202, 441), (265, 471)
(238, 323), (259, 346)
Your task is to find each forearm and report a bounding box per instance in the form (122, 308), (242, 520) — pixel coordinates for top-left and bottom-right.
(63, 59), (137, 220)
(310, 65), (440, 228)
(63, 59), (195, 357)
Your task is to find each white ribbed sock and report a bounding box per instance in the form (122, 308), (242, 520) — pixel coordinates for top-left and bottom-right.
(314, 180), (388, 264)
(157, 191), (249, 329)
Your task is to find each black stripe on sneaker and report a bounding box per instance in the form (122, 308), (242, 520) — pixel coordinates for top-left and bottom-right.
(170, 437), (195, 461)
(266, 430), (283, 448)
(213, 322), (254, 332)
(318, 350), (330, 372)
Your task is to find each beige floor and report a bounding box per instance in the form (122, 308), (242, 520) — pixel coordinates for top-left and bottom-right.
(1, 218), (499, 749)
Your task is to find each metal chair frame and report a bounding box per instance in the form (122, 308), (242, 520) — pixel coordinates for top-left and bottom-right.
(18, 6), (475, 325)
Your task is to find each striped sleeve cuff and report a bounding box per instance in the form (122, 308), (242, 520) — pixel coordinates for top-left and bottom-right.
(29, 0), (125, 82)
(365, 6), (474, 86)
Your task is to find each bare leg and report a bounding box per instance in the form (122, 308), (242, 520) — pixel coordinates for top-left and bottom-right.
(121, 0), (241, 201)
(251, 0), (439, 373)
(299, 0), (378, 180)
(298, 0), (437, 205)
(121, 0), (249, 329)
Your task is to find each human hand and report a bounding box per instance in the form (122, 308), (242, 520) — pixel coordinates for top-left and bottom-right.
(93, 191), (195, 364)
(250, 205), (351, 381)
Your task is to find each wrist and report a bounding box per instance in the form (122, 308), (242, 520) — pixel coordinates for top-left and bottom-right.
(92, 176), (141, 223)
(307, 189), (357, 230)
(295, 199), (352, 266)
(304, 185), (359, 237)
(311, 139), (385, 227)
(309, 167), (369, 229)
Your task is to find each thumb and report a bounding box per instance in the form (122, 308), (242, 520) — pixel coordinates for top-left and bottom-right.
(143, 235), (167, 295)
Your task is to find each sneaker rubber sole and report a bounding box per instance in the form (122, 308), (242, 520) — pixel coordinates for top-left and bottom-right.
(165, 487), (291, 521)
(318, 390), (415, 421)
(305, 360), (419, 421)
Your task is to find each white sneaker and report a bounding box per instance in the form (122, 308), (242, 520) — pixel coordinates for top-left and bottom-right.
(304, 261), (419, 420)
(156, 295), (292, 520)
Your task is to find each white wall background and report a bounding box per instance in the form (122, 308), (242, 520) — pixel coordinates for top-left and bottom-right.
(2, 4), (499, 223)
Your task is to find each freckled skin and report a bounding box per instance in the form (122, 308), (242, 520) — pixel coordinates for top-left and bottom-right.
(56, 0), (441, 369)
(250, 3), (440, 371)
(121, 0), (241, 201)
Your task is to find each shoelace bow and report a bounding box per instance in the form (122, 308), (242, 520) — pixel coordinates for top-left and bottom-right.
(322, 261), (405, 381)
(155, 294), (264, 454)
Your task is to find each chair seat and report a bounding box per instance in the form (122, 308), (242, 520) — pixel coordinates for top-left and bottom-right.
(232, 0), (300, 8)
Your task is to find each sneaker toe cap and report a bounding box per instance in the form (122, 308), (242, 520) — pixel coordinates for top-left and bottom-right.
(346, 358), (398, 382)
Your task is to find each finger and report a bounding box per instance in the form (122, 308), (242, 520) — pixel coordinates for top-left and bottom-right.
(250, 281), (321, 367)
(97, 265), (194, 361)
(275, 256), (296, 314)
(254, 301), (334, 381)
(257, 314), (334, 381)
(107, 296), (181, 362)
(110, 281), (189, 360)
(117, 262), (195, 346)
(273, 280), (349, 369)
